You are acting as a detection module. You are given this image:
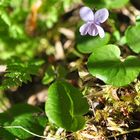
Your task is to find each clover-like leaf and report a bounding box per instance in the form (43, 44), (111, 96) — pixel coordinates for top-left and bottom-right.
(77, 33), (110, 54)
(125, 23), (140, 53)
(87, 45), (140, 87)
(45, 80), (89, 132)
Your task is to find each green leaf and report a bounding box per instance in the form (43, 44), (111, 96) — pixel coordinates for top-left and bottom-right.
(125, 24), (140, 53)
(0, 59), (44, 90)
(0, 104), (47, 139)
(0, 113), (15, 140)
(76, 33), (110, 54)
(56, 65), (67, 79)
(0, 0), (10, 7)
(9, 24), (25, 39)
(0, 128), (15, 140)
(83, 0), (129, 9)
(45, 80), (89, 132)
(87, 45), (140, 87)
(0, 11), (11, 26)
(6, 114), (46, 139)
(42, 65), (56, 85)
(42, 65), (67, 85)
(106, 0), (129, 9)
(6, 103), (41, 116)
(83, 0), (106, 8)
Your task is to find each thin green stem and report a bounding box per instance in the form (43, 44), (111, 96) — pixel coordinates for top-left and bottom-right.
(3, 125), (47, 139)
(0, 125), (60, 140)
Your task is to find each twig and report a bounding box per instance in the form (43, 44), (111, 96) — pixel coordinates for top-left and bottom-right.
(108, 128), (140, 138)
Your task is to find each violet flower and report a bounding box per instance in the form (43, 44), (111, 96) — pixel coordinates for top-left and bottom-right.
(79, 6), (109, 38)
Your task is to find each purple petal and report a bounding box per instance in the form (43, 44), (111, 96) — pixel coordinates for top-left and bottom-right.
(88, 24), (98, 36)
(94, 8), (109, 23)
(96, 25), (105, 38)
(79, 6), (94, 22)
(79, 23), (89, 35)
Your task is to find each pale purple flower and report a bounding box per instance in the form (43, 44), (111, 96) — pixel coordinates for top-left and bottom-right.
(79, 6), (109, 38)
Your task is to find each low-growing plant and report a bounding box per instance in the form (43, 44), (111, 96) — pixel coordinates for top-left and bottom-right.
(1, 0), (140, 139)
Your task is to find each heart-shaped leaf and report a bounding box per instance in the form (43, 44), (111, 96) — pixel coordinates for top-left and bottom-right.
(76, 33), (110, 54)
(87, 45), (140, 87)
(125, 24), (140, 53)
(0, 104), (47, 139)
(45, 80), (89, 132)
(7, 114), (47, 139)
